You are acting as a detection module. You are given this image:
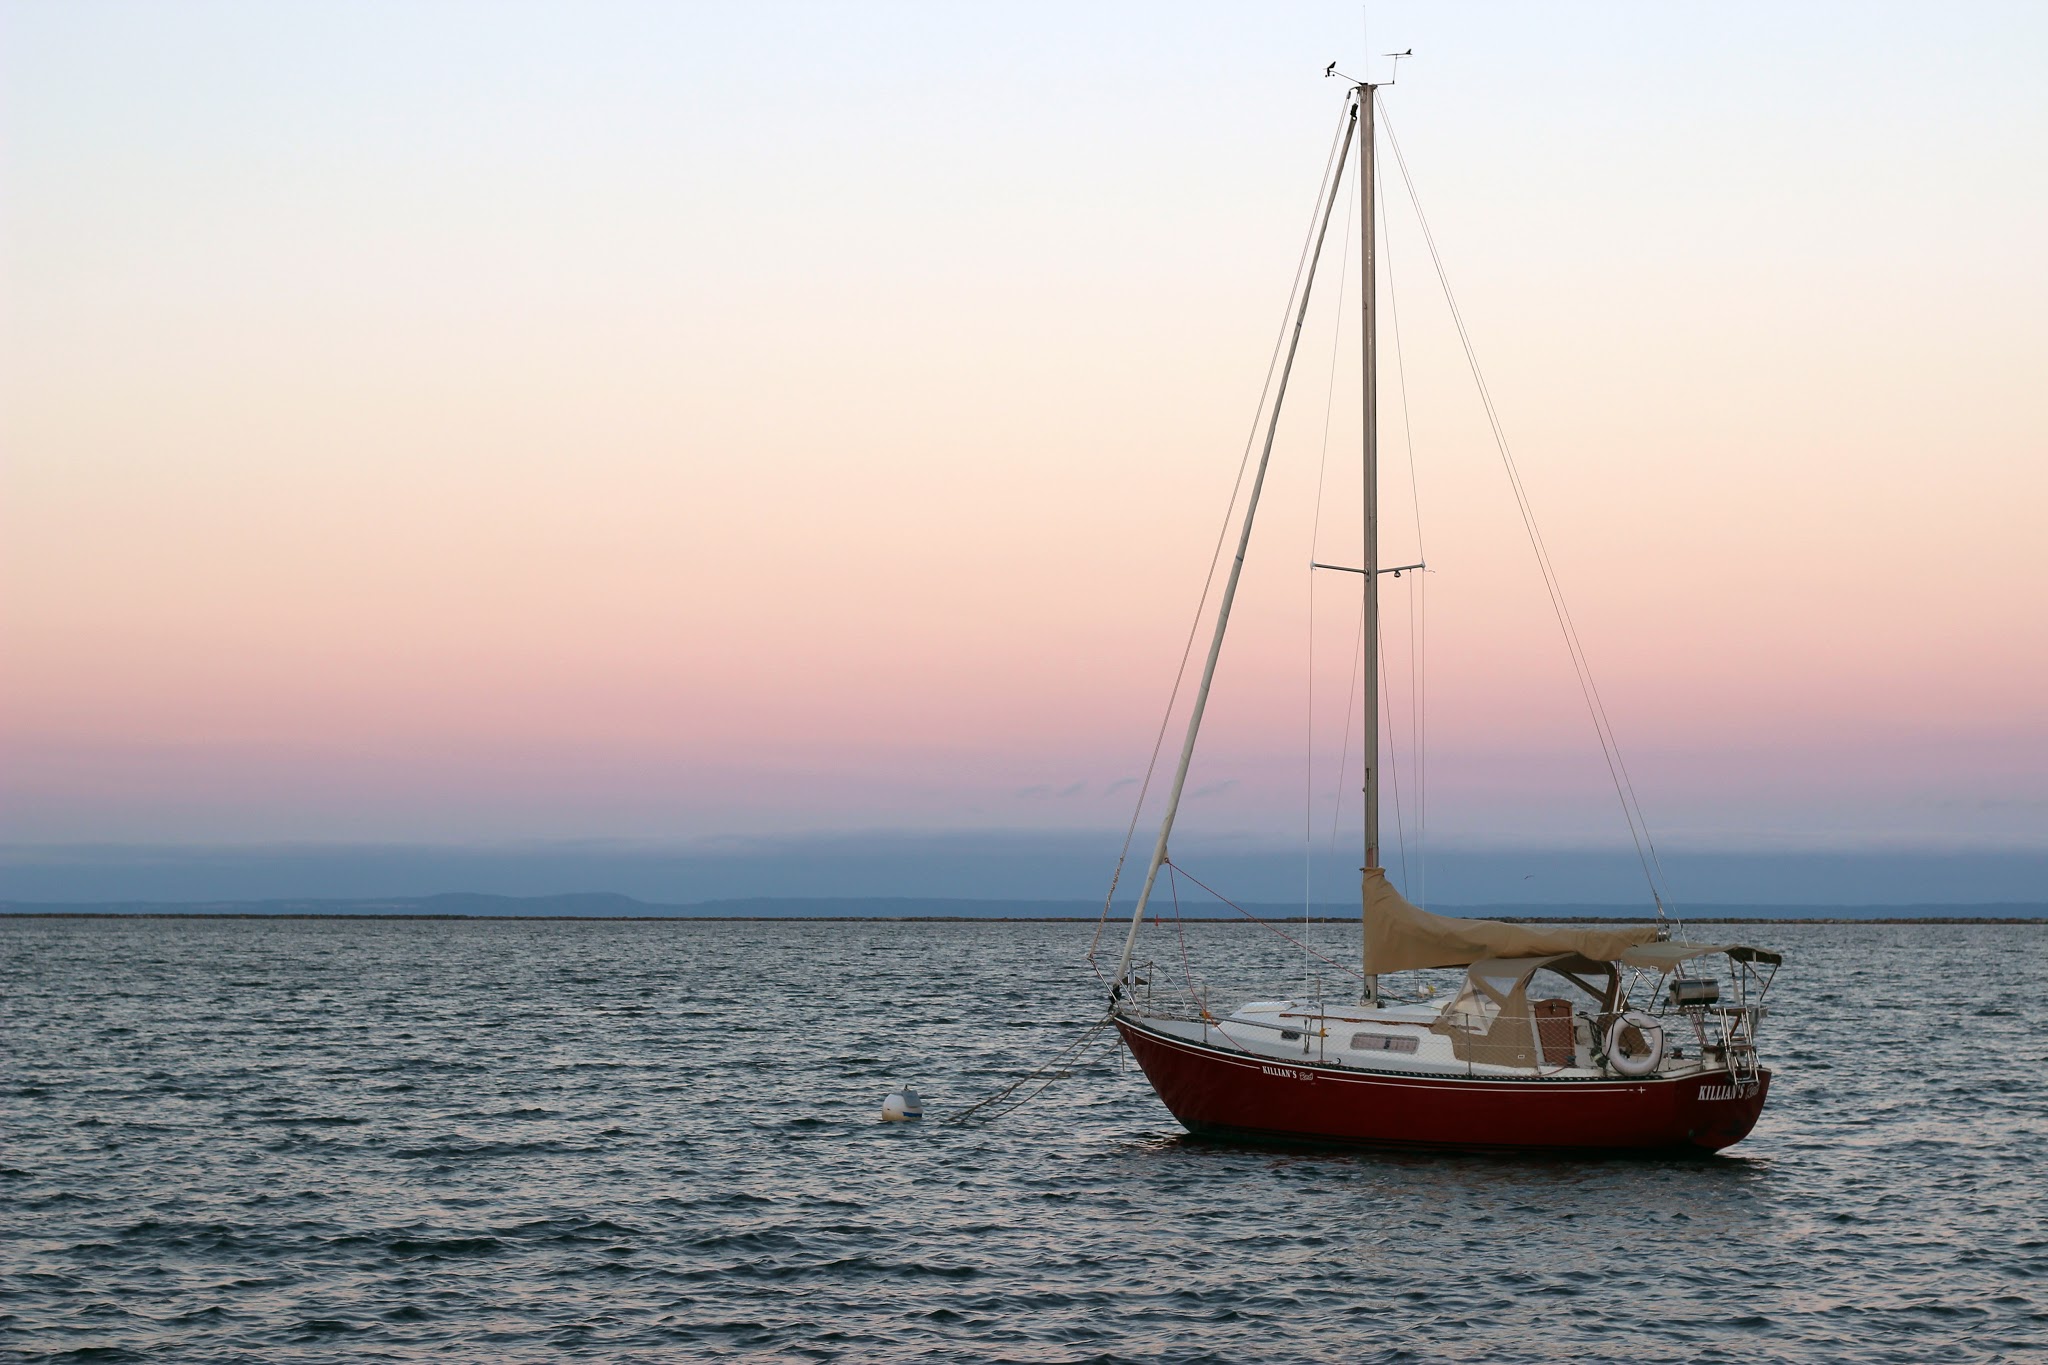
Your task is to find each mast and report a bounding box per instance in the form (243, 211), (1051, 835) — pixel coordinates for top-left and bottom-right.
(1112, 95), (1360, 995)
(1358, 83), (1382, 1006)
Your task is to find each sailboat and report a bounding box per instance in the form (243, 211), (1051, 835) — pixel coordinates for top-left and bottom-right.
(1099, 75), (1782, 1153)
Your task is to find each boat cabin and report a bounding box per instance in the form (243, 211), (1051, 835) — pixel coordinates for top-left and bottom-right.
(1433, 952), (1617, 1069)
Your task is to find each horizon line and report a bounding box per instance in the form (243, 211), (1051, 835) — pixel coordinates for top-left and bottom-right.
(5, 913), (2042, 926)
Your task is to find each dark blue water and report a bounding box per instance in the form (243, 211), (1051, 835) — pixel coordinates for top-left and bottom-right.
(3, 918), (2043, 1362)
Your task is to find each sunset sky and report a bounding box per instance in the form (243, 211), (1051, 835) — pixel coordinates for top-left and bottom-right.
(4, 2), (2044, 902)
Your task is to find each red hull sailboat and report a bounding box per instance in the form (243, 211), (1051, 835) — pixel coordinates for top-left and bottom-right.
(1118, 1024), (1771, 1154)
(1113, 878), (1780, 1154)
(1095, 74), (1781, 1154)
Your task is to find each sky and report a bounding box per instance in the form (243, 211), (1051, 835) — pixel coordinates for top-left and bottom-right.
(4, 2), (2045, 903)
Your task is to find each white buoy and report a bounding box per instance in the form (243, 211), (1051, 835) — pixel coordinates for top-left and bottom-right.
(880, 1087), (923, 1122)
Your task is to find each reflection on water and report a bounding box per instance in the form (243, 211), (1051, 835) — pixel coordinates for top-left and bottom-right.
(1, 917), (2042, 1362)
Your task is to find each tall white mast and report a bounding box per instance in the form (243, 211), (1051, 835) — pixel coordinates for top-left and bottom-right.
(1358, 83), (1382, 1006)
(1112, 95), (1361, 994)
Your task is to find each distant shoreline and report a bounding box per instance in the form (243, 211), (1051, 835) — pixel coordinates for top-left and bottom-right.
(7, 892), (2044, 925)
(4, 912), (2041, 925)
(7, 891), (2045, 924)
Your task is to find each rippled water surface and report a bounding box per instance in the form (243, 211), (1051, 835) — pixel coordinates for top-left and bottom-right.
(3, 917), (2043, 1362)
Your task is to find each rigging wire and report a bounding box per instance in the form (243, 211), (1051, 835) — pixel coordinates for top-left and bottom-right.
(1327, 607), (1363, 851)
(1305, 158), (1357, 932)
(1379, 145), (1429, 908)
(1379, 610), (1408, 888)
(1166, 859), (1365, 981)
(1167, 862), (1199, 1008)
(1378, 105), (1670, 911)
(1090, 98), (1362, 978)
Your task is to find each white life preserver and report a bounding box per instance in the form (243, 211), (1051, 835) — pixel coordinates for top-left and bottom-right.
(1605, 1012), (1665, 1077)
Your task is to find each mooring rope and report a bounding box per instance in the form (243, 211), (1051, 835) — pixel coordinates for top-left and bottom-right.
(943, 1012), (1117, 1126)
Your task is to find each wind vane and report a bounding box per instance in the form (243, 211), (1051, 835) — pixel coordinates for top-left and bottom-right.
(1325, 50), (1411, 86)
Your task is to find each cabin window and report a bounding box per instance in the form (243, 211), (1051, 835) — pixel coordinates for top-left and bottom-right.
(1351, 1032), (1418, 1054)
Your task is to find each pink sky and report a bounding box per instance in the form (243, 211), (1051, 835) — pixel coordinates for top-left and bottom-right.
(4, 2), (2045, 858)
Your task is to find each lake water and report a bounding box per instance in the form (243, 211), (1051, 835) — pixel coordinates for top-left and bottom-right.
(3, 917), (2043, 1362)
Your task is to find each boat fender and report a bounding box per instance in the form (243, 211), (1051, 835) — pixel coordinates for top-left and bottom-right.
(1605, 1012), (1665, 1077)
(880, 1088), (923, 1122)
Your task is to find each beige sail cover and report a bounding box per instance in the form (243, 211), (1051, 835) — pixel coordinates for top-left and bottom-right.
(1361, 869), (1660, 973)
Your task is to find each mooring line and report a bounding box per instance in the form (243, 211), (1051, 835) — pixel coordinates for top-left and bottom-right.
(943, 1012), (1117, 1126)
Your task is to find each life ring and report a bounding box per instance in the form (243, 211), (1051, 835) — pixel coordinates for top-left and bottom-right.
(1605, 1012), (1665, 1077)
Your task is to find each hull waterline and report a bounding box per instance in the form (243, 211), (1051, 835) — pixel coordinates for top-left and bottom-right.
(1118, 1018), (1770, 1154)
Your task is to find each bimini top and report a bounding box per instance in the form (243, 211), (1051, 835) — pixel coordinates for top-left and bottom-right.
(1362, 871), (1783, 973)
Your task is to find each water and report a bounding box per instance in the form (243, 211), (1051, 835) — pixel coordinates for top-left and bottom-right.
(2, 917), (2043, 1363)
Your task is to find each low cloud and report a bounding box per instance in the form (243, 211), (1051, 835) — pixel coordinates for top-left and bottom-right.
(1015, 781), (1088, 800)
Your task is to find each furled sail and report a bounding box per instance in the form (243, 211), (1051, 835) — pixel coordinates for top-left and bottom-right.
(1361, 869), (1661, 973)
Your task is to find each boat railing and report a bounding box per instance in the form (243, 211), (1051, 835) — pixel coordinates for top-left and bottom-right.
(1592, 998), (1765, 1092)
(1125, 976), (1766, 1089)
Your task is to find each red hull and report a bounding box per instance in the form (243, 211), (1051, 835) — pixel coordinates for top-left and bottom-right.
(1118, 1018), (1769, 1154)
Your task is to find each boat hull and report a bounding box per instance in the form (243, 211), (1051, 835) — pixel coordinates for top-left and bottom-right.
(1117, 1017), (1769, 1154)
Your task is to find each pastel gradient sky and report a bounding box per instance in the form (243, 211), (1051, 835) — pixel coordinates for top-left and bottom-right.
(5, 1), (2045, 880)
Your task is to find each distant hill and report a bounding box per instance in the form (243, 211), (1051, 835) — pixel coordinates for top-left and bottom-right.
(2, 894), (2042, 922)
